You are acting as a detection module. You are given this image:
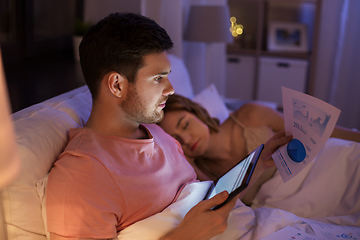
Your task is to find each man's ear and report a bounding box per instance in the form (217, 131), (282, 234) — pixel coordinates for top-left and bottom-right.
(107, 72), (126, 98)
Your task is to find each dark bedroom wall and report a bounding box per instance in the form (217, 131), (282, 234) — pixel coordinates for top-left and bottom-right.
(1, 0), (84, 113)
(1, 0), (141, 113)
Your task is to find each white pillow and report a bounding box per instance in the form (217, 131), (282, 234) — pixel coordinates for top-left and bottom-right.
(37, 174), (50, 240)
(193, 84), (230, 123)
(3, 85), (92, 240)
(167, 54), (194, 99)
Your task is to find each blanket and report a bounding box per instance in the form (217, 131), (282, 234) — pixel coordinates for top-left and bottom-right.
(252, 138), (360, 222)
(116, 138), (360, 240)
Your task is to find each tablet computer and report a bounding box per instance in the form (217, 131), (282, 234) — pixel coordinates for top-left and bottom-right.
(204, 144), (264, 210)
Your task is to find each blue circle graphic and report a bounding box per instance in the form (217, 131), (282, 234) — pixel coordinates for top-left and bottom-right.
(287, 139), (306, 163)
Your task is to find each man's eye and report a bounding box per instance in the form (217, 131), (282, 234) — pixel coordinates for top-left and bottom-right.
(155, 76), (162, 82)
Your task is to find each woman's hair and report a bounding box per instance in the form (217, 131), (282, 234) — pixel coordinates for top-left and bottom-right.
(79, 12), (173, 100)
(163, 94), (220, 133)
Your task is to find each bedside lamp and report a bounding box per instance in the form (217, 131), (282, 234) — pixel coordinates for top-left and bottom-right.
(185, 5), (232, 92)
(0, 48), (20, 239)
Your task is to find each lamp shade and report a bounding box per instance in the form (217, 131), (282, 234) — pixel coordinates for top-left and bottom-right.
(0, 49), (20, 190)
(185, 5), (233, 43)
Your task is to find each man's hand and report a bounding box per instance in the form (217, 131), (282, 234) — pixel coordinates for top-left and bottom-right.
(260, 130), (293, 169)
(159, 191), (238, 240)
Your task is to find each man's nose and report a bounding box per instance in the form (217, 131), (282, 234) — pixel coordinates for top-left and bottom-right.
(163, 78), (175, 96)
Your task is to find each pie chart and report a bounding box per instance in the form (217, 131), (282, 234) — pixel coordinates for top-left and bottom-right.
(287, 139), (306, 163)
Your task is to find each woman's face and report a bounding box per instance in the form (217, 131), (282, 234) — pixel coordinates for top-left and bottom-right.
(159, 110), (210, 158)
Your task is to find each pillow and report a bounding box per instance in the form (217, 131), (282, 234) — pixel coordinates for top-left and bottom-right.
(3, 85), (92, 240)
(37, 174), (50, 240)
(167, 54), (194, 99)
(193, 84), (230, 123)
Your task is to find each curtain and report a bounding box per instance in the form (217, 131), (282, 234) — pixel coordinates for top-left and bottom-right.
(314, 0), (360, 130)
(328, 0), (360, 129)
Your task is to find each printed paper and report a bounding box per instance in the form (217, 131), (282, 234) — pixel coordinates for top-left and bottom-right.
(305, 220), (360, 240)
(272, 87), (341, 182)
(260, 226), (324, 240)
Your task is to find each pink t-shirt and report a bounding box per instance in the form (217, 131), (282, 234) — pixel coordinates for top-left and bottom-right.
(46, 124), (196, 239)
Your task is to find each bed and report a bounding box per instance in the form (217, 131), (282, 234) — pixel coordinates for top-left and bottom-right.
(2, 54), (359, 240)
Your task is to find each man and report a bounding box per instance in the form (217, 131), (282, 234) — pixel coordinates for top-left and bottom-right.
(47, 12), (291, 240)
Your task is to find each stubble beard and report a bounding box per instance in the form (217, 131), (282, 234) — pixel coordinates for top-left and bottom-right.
(121, 85), (164, 124)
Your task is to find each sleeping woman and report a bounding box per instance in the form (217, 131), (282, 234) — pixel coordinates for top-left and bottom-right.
(158, 93), (360, 206)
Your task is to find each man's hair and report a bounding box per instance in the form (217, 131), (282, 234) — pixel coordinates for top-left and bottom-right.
(79, 12), (173, 100)
(162, 94), (220, 133)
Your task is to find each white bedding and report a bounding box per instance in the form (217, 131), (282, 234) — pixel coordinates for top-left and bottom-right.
(252, 137), (360, 222)
(116, 137), (360, 240)
(115, 181), (332, 240)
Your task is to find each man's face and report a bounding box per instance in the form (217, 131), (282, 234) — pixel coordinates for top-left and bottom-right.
(121, 52), (174, 124)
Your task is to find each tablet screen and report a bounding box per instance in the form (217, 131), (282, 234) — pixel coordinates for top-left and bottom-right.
(204, 144), (264, 209)
(207, 150), (256, 199)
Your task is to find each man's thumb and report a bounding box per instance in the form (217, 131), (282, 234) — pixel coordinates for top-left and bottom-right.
(203, 191), (228, 210)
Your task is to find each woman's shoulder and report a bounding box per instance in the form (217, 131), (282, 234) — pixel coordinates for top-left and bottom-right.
(230, 101), (283, 131)
(231, 102), (266, 123)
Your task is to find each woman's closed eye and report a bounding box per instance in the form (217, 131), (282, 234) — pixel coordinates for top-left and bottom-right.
(182, 122), (189, 130)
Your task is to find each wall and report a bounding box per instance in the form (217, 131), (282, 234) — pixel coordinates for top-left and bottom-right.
(141, 0), (184, 58)
(33, 0), (75, 38)
(84, 0), (141, 23)
(141, 0), (229, 96)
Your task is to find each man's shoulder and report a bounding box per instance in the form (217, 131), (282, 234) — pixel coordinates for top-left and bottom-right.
(66, 127), (94, 149)
(63, 127), (114, 158)
(68, 127), (90, 140)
